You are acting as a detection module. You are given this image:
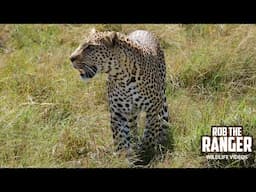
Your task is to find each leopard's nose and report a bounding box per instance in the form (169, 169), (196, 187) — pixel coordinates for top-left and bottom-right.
(70, 55), (77, 62)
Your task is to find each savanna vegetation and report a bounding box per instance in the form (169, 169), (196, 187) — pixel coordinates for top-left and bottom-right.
(0, 24), (255, 167)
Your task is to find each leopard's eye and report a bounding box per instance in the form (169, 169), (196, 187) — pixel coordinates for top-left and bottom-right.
(87, 45), (94, 49)
(83, 45), (93, 52)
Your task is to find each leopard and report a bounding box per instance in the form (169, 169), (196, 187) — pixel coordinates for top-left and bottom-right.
(70, 28), (169, 165)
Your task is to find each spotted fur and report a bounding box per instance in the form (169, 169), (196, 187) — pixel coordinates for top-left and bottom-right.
(70, 29), (169, 165)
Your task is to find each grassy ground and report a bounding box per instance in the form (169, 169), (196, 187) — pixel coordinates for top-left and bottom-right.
(0, 24), (255, 168)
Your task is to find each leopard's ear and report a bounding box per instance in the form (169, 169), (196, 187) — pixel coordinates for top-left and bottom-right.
(90, 28), (98, 35)
(102, 31), (117, 47)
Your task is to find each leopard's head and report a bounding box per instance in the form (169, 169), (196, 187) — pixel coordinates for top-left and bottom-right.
(70, 29), (118, 81)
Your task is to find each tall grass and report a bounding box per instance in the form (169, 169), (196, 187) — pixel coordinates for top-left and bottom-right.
(0, 24), (255, 167)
